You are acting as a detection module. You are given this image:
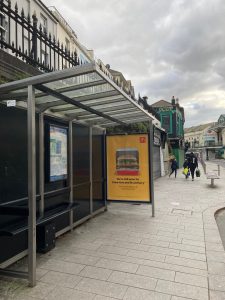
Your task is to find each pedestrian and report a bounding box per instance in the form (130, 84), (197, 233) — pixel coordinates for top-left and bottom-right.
(183, 158), (190, 179)
(188, 152), (198, 181)
(169, 158), (178, 178)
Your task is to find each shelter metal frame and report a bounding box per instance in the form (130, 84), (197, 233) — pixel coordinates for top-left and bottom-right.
(0, 62), (154, 286)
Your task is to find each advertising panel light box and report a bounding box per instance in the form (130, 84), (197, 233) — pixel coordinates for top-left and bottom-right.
(50, 125), (68, 182)
(107, 134), (150, 202)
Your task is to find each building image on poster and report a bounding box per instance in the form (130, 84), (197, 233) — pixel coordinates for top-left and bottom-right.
(116, 148), (139, 176)
(107, 134), (150, 202)
(50, 125), (68, 181)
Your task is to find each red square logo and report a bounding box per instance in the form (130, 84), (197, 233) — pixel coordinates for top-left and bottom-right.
(139, 137), (146, 143)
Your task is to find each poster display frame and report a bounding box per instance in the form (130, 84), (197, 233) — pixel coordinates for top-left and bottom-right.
(106, 130), (154, 214)
(44, 120), (69, 184)
(49, 124), (68, 182)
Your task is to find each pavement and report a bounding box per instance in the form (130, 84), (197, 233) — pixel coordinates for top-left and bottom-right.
(1, 161), (225, 300)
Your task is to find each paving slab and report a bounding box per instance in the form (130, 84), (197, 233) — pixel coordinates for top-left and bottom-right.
(175, 271), (208, 288)
(76, 278), (128, 299)
(156, 279), (208, 300)
(108, 270), (157, 290)
(123, 287), (171, 300)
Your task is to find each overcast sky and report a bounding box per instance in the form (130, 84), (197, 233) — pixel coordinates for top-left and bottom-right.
(43, 0), (225, 127)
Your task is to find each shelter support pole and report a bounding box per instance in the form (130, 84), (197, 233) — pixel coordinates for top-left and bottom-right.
(103, 129), (107, 209)
(27, 85), (36, 287)
(39, 113), (44, 217)
(69, 121), (73, 230)
(90, 127), (93, 214)
(149, 121), (155, 217)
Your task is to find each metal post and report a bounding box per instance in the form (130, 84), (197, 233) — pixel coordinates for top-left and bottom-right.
(31, 13), (38, 64)
(218, 164), (220, 176)
(27, 85), (36, 287)
(206, 149), (209, 160)
(39, 113), (44, 217)
(69, 121), (73, 230)
(89, 127), (93, 214)
(149, 121), (155, 217)
(103, 129), (107, 209)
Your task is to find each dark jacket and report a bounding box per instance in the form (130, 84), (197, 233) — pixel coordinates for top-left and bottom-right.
(171, 159), (178, 170)
(188, 154), (198, 169)
(183, 160), (189, 168)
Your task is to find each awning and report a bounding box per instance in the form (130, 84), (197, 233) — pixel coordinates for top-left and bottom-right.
(0, 62), (153, 127)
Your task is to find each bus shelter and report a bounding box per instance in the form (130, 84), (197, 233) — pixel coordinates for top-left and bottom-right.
(0, 62), (154, 286)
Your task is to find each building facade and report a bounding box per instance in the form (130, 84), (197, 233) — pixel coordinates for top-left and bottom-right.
(0, 0), (136, 100)
(184, 123), (217, 148)
(137, 96), (169, 177)
(150, 97), (185, 168)
(48, 6), (93, 64)
(185, 115), (225, 160)
(0, 0), (93, 76)
(209, 115), (225, 159)
(108, 65), (135, 98)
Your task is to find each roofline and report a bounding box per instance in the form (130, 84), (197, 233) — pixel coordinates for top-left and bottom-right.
(34, 0), (59, 23)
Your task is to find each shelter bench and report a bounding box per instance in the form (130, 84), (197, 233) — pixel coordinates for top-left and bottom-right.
(0, 202), (78, 237)
(0, 187), (78, 237)
(206, 172), (220, 187)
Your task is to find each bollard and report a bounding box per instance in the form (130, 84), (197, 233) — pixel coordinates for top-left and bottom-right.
(218, 164), (220, 176)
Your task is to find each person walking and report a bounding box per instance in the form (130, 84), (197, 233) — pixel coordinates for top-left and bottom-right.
(169, 158), (178, 178)
(183, 158), (190, 179)
(188, 152), (198, 181)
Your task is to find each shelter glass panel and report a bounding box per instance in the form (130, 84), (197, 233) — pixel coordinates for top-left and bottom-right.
(72, 123), (90, 221)
(92, 128), (104, 211)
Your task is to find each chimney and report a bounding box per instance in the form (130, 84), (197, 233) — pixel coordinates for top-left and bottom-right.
(171, 96), (175, 105)
(176, 97), (179, 106)
(142, 96), (148, 102)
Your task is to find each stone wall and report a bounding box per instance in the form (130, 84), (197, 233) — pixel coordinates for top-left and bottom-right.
(0, 49), (42, 83)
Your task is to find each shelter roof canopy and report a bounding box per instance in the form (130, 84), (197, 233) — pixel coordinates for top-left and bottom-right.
(0, 62), (153, 127)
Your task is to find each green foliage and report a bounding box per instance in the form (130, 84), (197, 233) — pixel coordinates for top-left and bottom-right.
(107, 121), (149, 134)
(0, 76), (9, 84)
(0, 72), (28, 85)
(15, 72), (29, 80)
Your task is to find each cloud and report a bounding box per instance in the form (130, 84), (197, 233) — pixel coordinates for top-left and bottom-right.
(42, 0), (225, 126)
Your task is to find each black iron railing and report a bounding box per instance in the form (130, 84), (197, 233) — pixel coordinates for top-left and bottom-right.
(0, 0), (81, 72)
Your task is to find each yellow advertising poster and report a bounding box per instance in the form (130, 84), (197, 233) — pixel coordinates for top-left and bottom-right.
(107, 134), (150, 202)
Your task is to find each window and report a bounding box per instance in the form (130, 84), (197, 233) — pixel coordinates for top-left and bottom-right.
(63, 38), (70, 68)
(161, 115), (171, 133)
(0, 11), (7, 42)
(40, 13), (47, 32)
(65, 38), (70, 51)
(41, 49), (48, 66)
(23, 0), (30, 19)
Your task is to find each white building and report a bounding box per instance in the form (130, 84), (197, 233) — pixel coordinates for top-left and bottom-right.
(184, 123), (217, 148)
(48, 6), (93, 64)
(214, 114), (225, 146)
(1, 0), (93, 72)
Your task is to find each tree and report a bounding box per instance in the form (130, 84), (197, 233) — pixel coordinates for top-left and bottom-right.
(107, 121), (149, 134)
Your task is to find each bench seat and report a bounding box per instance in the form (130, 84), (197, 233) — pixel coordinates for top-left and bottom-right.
(206, 172), (220, 187)
(0, 202), (78, 237)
